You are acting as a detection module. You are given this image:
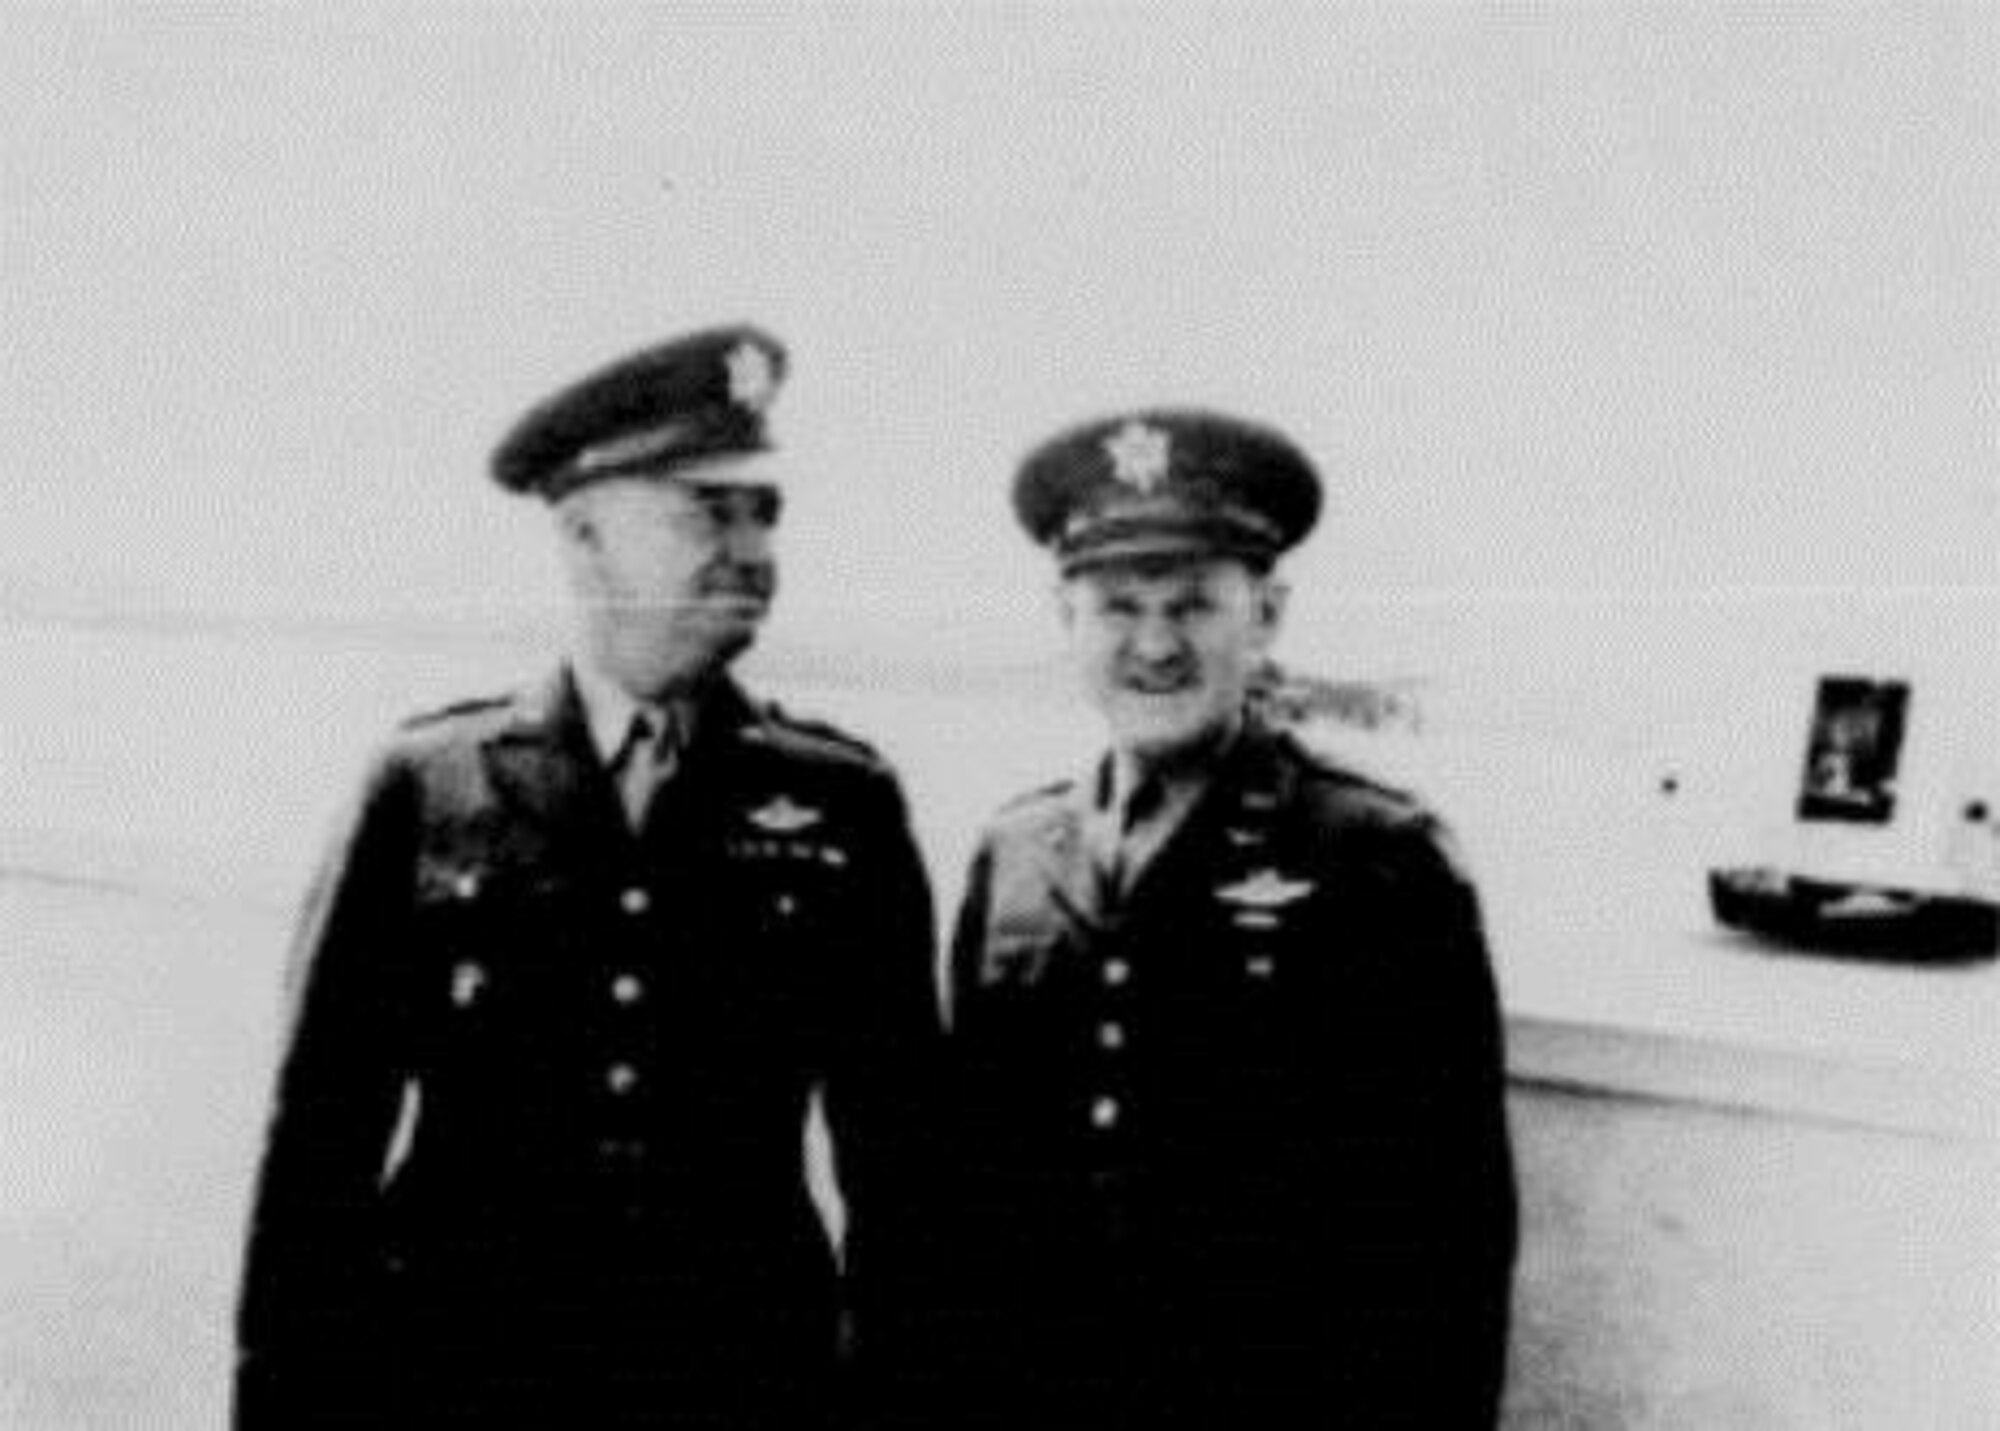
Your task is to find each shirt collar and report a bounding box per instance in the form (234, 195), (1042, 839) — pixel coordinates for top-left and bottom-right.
(568, 658), (644, 766)
(1099, 714), (1243, 819)
(568, 657), (698, 767)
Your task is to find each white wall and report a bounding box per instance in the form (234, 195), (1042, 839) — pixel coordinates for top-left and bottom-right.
(1505, 1081), (1997, 1430)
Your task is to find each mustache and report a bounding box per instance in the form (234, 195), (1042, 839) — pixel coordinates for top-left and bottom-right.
(695, 564), (775, 601)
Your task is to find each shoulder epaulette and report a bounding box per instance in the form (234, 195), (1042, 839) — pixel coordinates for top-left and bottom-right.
(746, 699), (889, 771)
(1282, 735), (1476, 879)
(1279, 725), (1406, 794)
(398, 691), (514, 732)
(1285, 736), (1432, 825)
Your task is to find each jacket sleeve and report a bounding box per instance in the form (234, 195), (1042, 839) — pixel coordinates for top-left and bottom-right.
(851, 834), (1008, 1427)
(1364, 812), (1519, 1428)
(814, 765), (952, 1419)
(233, 748), (422, 1426)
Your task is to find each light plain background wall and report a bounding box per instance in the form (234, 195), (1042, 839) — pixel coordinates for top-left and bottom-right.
(4, 5), (1994, 637)
(1505, 1083), (1996, 1430)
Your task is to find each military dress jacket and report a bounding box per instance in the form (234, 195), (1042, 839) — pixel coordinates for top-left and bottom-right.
(937, 719), (1518, 1430)
(234, 669), (943, 1429)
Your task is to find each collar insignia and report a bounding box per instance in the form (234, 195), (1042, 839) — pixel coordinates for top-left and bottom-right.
(1103, 420), (1171, 493)
(1215, 869), (1315, 909)
(726, 341), (778, 413)
(748, 795), (822, 833)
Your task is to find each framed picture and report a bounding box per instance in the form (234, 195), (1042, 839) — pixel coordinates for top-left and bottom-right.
(1796, 676), (1910, 825)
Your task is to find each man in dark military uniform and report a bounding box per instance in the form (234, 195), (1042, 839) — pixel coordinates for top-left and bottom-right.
(233, 326), (944, 1427)
(935, 411), (1518, 1428)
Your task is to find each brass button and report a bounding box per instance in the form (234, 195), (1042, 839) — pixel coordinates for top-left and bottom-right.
(1098, 1022), (1126, 1051)
(611, 974), (643, 1005)
(620, 887), (650, 915)
(1090, 1096), (1120, 1129)
(450, 962), (485, 1007)
(606, 1063), (639, 1094)
(452, 871), (480, 899)
(1102, 959), (1131, 987)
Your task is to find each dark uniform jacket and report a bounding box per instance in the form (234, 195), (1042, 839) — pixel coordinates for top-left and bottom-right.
(234, 668), (943, 1428)
(936, 718), (1517, 1430)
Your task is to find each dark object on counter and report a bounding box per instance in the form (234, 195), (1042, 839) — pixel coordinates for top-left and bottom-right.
(1710, 866), (1999, 962)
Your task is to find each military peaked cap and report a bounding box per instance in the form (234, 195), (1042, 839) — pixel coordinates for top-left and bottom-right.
(491, 324), (788, 500)
(1013, 408), (1322, 573)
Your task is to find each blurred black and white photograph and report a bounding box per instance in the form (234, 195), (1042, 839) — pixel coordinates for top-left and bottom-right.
(2, 5), (1995, 1427)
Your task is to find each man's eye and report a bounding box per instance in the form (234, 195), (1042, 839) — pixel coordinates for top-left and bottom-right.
(694, 488), (780, 528)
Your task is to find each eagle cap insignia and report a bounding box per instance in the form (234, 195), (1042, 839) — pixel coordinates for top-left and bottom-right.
(725, 340), (778, 412)
(1103, 420), (1171, 493)
(1215, 869), (1316, 909)
(748, 794), (822, 833)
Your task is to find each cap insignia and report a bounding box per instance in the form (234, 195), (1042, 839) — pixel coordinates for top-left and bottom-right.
(726, 340), (778, 413)
(1103, 420), (1171, 493)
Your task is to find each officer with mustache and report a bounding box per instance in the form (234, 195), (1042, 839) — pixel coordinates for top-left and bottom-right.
(933, 410), (1518, 1428)
(234, 326), (945, 1427)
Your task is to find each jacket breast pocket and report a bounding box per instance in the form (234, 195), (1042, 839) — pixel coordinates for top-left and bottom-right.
(723, 835), (849, 942)
(1191, 896), (1320, 1032)
(415, 855), (578, 947)
(411, 858), (575, 1083)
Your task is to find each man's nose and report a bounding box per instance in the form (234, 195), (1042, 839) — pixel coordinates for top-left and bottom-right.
(1128, 612), (1184, 662)
(718, 513), (774, 564)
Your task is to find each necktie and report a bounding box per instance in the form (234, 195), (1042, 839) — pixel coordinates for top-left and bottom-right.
(616, 708), (677, 827)
(1093, 768), (1165, 903)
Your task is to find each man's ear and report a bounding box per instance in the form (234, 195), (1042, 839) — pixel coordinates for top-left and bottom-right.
(1256, 575), (1290, 640)
(553, 495), (599, 552)
(1053, 578), (1080, 631)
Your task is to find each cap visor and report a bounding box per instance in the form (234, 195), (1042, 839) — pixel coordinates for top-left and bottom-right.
(644, 449), (788, 489)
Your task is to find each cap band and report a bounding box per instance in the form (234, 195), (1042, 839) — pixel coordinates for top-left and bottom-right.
(1058, 521), (1282, 574)
(548, 412), (772, 498)
(573, 419), (699, 475)
(552, 447), (788, 502)
(660, 449), (789, 489)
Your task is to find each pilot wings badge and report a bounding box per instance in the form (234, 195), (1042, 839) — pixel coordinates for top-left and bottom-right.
(748, 795), (823, 834)
(1215, 869), (1316, 909)
(1216, 868), (1315, 932)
